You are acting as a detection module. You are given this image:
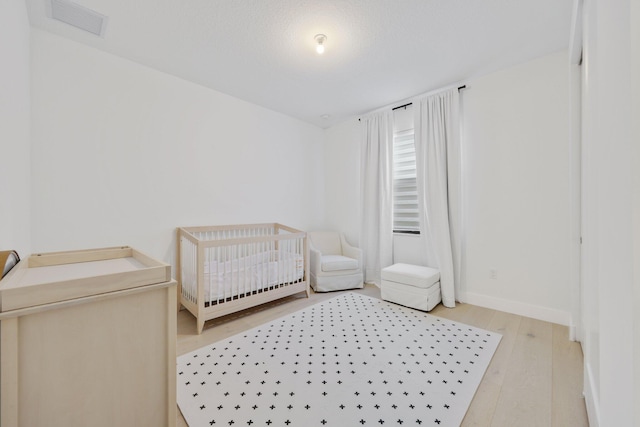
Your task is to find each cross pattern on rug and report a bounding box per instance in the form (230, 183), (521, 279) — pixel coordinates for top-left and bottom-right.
(177, 293), (501, 426)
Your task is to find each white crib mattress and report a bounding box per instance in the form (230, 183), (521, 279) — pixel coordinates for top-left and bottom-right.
(201, 250), (304, 302)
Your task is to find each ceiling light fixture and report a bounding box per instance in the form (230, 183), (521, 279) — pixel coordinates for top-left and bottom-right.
(314, 34), (327, 54)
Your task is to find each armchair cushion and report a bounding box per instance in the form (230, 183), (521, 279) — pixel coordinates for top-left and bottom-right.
(321, 255), (359, 272)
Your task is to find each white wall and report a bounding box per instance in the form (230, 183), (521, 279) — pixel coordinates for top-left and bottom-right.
(462, 51), (572, 325)
(323, 118), (360, 246)
(30, 30), (325, 268)
(0, 0), (31, 256)
(580, 0), (638, 425)
(324, 51), (573, 324)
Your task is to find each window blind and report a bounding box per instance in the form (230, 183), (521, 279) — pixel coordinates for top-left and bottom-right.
(393, 130), (420, 233)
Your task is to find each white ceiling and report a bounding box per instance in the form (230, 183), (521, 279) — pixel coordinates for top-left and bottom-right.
(26, 0), (573, 129)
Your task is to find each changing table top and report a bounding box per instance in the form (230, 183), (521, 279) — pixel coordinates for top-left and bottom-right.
(0, 246), (171, 312)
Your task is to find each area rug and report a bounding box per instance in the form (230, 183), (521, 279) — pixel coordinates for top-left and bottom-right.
(177, 293), (501, 426)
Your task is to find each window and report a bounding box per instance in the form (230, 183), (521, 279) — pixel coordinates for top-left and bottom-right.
(392, 130), (420, 233)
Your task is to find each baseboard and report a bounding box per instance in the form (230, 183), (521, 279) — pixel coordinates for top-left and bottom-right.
(459, 292), (571, 326)
(583, 362), (600, 427)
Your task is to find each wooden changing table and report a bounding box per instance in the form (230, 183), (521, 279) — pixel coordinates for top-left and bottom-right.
(0, 246), (177, 427)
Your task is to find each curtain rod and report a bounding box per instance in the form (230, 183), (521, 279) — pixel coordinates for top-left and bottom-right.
(359, 85), (467, 121)
(391, 102), (412, 111)
(392, 85), (467, 111)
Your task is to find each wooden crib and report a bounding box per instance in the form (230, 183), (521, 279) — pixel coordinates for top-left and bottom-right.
(177, 223), (309, 333)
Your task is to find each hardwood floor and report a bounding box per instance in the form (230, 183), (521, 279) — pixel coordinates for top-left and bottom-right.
(176, 285), (589, 426)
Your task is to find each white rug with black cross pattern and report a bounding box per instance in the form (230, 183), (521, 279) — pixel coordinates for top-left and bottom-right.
(177, 292), (501, 427)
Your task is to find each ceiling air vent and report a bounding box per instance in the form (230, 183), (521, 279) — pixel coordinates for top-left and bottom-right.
(50, 0), (107, 37)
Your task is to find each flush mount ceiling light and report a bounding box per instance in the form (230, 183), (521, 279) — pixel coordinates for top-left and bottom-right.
(314, 34), (327, 54)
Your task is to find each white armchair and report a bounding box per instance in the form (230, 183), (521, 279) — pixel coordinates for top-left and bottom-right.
(308, 231), (364, 292)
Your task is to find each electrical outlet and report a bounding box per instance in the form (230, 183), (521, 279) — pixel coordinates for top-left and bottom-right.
(490, 269), (498, 280)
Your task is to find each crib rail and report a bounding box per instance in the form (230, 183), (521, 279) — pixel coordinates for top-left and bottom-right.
(177, 223), (309, 333)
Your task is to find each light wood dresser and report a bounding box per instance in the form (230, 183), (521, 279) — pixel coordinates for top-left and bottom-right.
(0, 246), (176, 427)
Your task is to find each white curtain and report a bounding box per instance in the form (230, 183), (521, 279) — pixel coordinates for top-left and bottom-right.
(359, 111), (394, 285)
(414, 89), (461, 307)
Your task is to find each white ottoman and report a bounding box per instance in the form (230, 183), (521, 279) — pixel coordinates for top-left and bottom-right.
(381, 263), (442, 311)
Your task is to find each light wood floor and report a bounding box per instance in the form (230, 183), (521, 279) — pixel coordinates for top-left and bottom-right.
(176, 285), (589, 426)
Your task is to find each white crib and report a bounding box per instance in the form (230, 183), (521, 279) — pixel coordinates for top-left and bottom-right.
(177, 223), (309, 334)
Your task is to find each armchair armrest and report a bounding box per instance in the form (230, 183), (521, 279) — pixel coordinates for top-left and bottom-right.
(310, 245), (322, 274)
(340, 234), (362, 268)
